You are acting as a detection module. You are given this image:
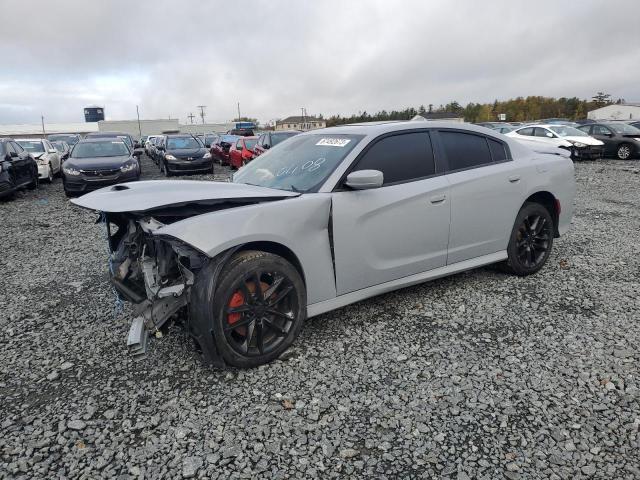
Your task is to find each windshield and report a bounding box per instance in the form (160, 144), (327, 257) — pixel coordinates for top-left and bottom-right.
(17, 140), (45, 153)
(52, 141), (66, 151)
(233, 134), (364, 192)
(48, 134), (78, 145)
(549, 126), (589, 137)
(607, 123), (640, 135)
(221, 135), (238, 144)
(244, 139), (257, 150)
(271, 132), (298, 146)
(71, 141), (130, 158)
(167, 137), (202, 149)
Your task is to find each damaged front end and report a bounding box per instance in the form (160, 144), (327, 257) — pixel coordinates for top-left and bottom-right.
(104, 213), (206, 358)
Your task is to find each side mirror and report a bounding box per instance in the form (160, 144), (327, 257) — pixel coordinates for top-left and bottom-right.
(49, 148), (58, 154)
(345, 170), (384, 190)
(546, 132), (554, 138)
(134, 141), (141, 148)
(9, 151), (18, 158)
(133, 148), (144, 157)
(205, 143), (211, 148)
(263, 144), (270, 150)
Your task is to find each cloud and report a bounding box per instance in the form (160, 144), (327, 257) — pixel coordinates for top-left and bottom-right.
(1, 0), (638, 124)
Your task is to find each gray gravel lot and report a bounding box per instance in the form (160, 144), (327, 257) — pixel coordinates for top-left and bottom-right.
(0, 154), (639, 479)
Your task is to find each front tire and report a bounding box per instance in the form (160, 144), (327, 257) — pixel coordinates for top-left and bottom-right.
(616, 143), (633, 160)
(502, 202), (554, 276)
(46, 164), (54, 183)
(193, 251), (306, 368)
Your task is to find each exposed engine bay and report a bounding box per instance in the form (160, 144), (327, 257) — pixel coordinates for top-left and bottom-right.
(104, 213), (208, 358)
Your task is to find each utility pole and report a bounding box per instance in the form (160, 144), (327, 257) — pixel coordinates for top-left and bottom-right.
(136, 105), (142, 138)
(187, 112), (195, 124)
(41, 115), (45, 137)
(197, 105), (207, 124)
(237, 102), (241, 122)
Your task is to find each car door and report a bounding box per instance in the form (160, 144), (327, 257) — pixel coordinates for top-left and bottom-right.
(331, 131), (450, 295)
(7, 142), (29, 185)
(436, 130), (523, 264)
(45, 140), (61, 172)
(533, 127), (558, 146)
(591, 125), (617, 155)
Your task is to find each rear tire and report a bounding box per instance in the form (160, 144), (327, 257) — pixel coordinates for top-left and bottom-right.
(501, 202), (554, 276)
(192, 250), (306, 368)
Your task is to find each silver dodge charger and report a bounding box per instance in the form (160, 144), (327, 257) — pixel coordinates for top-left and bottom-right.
(73, 121), (575, 368)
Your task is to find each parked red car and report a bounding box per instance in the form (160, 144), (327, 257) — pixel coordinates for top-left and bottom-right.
(210, 134), (238, 166)
(229, 136), (258, 169)
(253, 130), (301, 157)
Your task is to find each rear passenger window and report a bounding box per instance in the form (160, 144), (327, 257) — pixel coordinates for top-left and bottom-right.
(440, 131), (492, 171)
(517, 127), (534, 136)
(353, 132), (435, 185)
(488, 138), (509, 162)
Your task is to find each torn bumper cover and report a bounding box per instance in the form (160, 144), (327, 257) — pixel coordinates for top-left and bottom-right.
(103, 214), (227, 366)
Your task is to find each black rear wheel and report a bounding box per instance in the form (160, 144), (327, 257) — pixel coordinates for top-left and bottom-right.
(616, 143), (633, 160)
(193, 250), (306, 368)
(502, 202), (554, 276)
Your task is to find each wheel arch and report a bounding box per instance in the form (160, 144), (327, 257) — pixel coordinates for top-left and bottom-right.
(234, 241), (307, 287)
(524, 191), (560, 237)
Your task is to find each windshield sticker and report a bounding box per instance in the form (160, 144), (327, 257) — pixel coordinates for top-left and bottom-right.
(316, 138), (351, 147)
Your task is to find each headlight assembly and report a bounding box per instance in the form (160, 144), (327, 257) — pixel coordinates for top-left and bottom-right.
(120, 163), (137, 172)
(571, 142), (586, 148)
(203, 152), (212, 159)
(165, 154), (177, 161)
(63, 166), (81, 176)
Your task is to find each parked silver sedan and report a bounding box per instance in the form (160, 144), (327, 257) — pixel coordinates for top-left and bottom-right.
(16, 138), (61, 182)
(73, 121), (575, 368)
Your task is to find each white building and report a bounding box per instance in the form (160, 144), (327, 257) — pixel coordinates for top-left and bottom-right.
(275, 116), (326, 131)
(588, 103), (640, 121)
(0, 122), (99, 139)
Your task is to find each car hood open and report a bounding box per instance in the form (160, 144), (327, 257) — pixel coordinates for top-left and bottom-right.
(71, 180), (300, 214)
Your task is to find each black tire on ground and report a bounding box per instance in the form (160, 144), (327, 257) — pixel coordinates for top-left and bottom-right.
(46, 164), (54, 183)
(163, 161), (172, 177)
(26, 173), (38, 190)
(616, 143), (633, 160)
(191, 250), (306, 368)
(501, 202), (554, 276)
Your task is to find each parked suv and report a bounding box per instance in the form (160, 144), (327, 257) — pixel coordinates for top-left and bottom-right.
(577, 122), (640, 159)
(48, 134), (81, 146)
(158, 134), (212, 176)
(0, 138), (38, 198)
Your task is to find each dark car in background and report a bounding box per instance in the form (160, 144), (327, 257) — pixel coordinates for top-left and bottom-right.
(62, 138), (142, 197)
(51, 141), (71, 160)
(85, 131), (136, 151)
(630, 121), (640, 130)
(196, 133), (219, 148)
(227, 128), (254, 137)
(48, 134), (82, 147)
(229, 136), (257, 169)
(253, 130), (301, 157)
(577, 122), (640, 160)
(0, 138), (38, 198)
(210, 134), (239, 165)
(158, 134), (212, 176)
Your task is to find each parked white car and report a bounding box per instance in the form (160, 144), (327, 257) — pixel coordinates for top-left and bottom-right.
(506, 124), (604, 160)
(15, 139), (62, 182)
(144, 135), (160, 155)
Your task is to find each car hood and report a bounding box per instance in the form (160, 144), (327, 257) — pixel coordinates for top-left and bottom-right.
(71, 180), (300, 213)
(167, 148), (205, 157)
(563, 136), (603, 146)
(66, 155), (132, 170)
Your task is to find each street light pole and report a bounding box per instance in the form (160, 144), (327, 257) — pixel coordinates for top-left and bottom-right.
(41, 115), (45, 137)
(136, 105), (142, 139)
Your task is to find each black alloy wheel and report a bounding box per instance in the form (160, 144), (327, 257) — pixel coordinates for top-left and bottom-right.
(617, 143), (632, 160)
(192, 250), (306, 368)
(502, 202), (554, 276)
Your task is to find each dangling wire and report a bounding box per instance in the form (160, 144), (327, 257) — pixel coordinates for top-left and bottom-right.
(100, 212), (125, 317)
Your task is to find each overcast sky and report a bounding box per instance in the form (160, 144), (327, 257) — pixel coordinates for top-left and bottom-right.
(1, 0), (638, 125)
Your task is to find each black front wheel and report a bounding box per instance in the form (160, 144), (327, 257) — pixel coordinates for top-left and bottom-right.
(192, 250), (306, 368)
(616, 143), (633, 160)
(502, 202), (554, 276)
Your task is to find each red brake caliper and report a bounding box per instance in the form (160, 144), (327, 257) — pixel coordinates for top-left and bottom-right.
(227, 291), (245, 326)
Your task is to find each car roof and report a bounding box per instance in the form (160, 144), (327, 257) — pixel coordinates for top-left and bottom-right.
(76, 137), (128, 143)
(300, 120), (504, 137)
(15, 138), (45, 142)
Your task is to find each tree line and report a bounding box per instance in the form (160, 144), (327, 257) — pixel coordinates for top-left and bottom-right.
(321, 92), (621, 126)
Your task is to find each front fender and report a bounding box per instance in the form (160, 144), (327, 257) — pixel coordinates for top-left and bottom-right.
(155, 194), (336, 305)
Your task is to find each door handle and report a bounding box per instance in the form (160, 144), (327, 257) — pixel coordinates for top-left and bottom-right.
(430, 194), (446, 204)
(508, 175), (521, 183)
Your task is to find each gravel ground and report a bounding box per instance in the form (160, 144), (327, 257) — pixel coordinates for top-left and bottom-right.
(0, 154), (639, 479)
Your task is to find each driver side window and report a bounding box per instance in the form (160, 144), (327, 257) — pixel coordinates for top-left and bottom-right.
(534, 127), (552, 137)
(352, 132), (435, 186)
(594, 125), (612, 136)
